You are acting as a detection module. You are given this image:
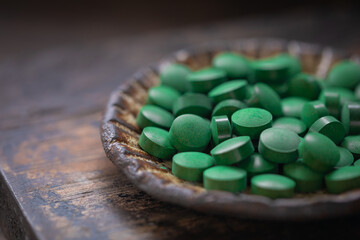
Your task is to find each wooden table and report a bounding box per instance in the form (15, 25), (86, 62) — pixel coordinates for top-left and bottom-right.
(1, 9), (360, 240)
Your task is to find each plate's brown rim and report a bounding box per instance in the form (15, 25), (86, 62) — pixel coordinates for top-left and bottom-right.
(101, 38), (360, 220)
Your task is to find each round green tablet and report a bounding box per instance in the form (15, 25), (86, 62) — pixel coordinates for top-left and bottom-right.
(169, 114), (211, 152)
(136, 105), (174, 130)
(309, 116), (345, 145)
(258, 128), (300, 164)
(341, 135), (360, 158)
(160, 63), (191, 93)
(302, 132), (340, 173)
(172, 152), (214, 182)
(355, 83), (360, 99)
(319, 87), (356, 106)
(138, 127), (176, 159)
(210, 136), (254, 165)
(316, 79), (327, 90)
(251, 58), (289, 84)
(212, 52), (250, 79)
(231, 108), (273, 139)
(212, 99), (247, 119)
(251, 174), (295, 199)
(210, 115), (232, 145)
(204, 166), (247, 193)
(288, 73), (321, 100)
(283, 162), (323, 193)
(204, 118), (211, 125)
(335, 147), (354, 168)
(323, 91), (341, 119)
(172, 93), (212, 118)
(245, 85), (256, 103)
(325, 166), (360, 194)
(281, 97), (308, 118)
(298, 137), (305, 158)
(354, 159), (360, 166)
(273, 117), (307, 136)
(341, 102), (360, 135)
(271, 53), (302, 77)
(247, 83), (283, 117)
(326, 60), (360, 89)
(301, 100), (329, 127)
(208, 80), (248, 103)
(237, 153), (277, 178)
(267, 82), (289, 97)
(187, 68), (226, 93)
(146, 85), (181, 111)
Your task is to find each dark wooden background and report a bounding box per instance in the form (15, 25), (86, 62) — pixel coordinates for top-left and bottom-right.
(1, 3), (360, 240)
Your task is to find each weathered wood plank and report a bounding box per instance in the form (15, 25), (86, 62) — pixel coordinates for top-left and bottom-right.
(2, 110), (360, 240)
(0, 228), (7, 240)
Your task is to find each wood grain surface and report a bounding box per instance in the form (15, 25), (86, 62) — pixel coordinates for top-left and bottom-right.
(1, 9), (360, 240)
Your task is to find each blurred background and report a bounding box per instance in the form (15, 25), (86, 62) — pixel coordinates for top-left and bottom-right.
(1, 0), (360, 58)
(1, 0), (360, 115)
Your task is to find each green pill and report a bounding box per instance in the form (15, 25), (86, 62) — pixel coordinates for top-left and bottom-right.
(245, 85), (256, 101)
(288, 73), (321, 100)
(237, 153), (277, 178)
(187, 68), (226, 93)
(160, 63), (191, 93)
(341, 102), (360, 135)
(273, 117), (307, 136)
(302, 132), (340, 173)
(212, 99), (247, 119)
(169, 114), (211, 152)
(298, 137), (305, 158)
(146, 85), (181, 111)
(138, 127), (176, 159)
(316, 79), (327, 90)
(267, 82), (289, 97)
(172, 93), (212, 118)
(281, 97), (308, 118)
(204, 166), (247, 193)
(354, 159), (360, 166)
(335, 147), (354, 168)
(251, 174), (295, 199)
(341, 135), (360, 159)
(212, 52), (250, 79)
(283, 161), (323, 193)
(231, 108), (273, 140)
(324, 92), (341, 119)
(319, 87), (356, 106)
(309, 116), (345, 145)
(271, 53), (302, 77)
(355, 83), (360, 99)
(172, 152), (214, 182)
(258, 128), (301, 164)
(301, 100), (329, 127)
(136, 105), (174, 130)
(325, 166), (360, 194)
(210, 115), (232, 145)
(251, 58), (289, 84)
(247, 83), (283, 117)
(204, 118), (211, 125)
(326, 60), (360, 90)
(208, 80), (248, 104)
(210, 136), (254, 165)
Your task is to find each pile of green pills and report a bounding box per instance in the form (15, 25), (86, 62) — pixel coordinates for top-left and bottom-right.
(136, 52), (360, 199)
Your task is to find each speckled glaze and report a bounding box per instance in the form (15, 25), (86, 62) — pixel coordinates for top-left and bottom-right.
(101, 38), (360, 220)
